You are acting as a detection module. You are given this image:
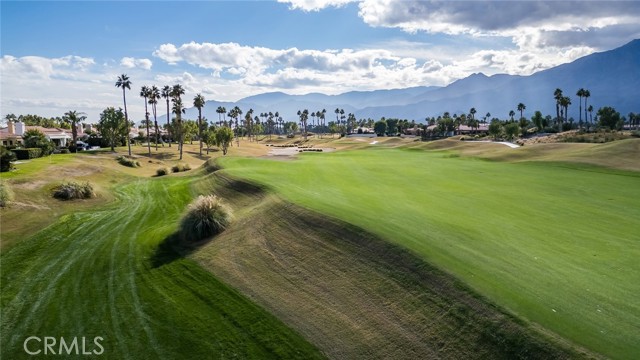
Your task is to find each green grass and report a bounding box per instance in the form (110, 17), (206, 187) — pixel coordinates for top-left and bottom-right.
(1, 175), (323, 359)
(218, 148), (640, 359)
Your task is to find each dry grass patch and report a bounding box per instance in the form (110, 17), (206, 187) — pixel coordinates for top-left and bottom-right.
(52, 181), (95, 200)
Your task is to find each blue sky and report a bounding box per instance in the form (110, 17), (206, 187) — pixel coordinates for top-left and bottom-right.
(2, 0), (639, 121)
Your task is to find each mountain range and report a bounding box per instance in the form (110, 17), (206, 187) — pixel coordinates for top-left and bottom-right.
(179, 39), (640, 123)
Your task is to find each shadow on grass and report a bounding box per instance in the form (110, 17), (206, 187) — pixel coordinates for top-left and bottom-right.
(151, 232), (214, 268)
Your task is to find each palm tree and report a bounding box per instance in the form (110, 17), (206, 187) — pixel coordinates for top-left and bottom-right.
(297, 109), (309, 140)
(171, 98), (186, 160)
(588, 105), (593, 124)
(140, 85), (152, 156)
(161, 85), (172, 147)
(560, 96), (571, 129)
(583, 89), (591, 125)
(170, 84), (186, 159)
(576, 88), (585, 126)
(115, 74), (132, 156)
(509, 110), (515, 121)
(216, 106), (226, 127)
(63, 110), (87, 151)
(319, 109), (326, 138)
(148, 86), (161, 150)
(469, 107), (476, 121)
(554, 88), (563, 132)
(517, 103), (526, 120)
(193, 94), (205, 156)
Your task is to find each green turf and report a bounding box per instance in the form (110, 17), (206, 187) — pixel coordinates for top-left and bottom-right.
(218, 148), (640, 359)
(1, 176), (323, 359)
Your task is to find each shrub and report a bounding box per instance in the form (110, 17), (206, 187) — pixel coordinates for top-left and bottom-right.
(179, 195), (232, 241)
(0, 182), (14, 207)
(171, 163), (191, 173)
(59, 148), (71, 154)
(12, 148), (43, 160)
(52, 181), (95, 200)
(631, 130), (640, 138)
(156, 167), (170, 176)
(117, 156), (140, 167)
(1, 147), (17, 172)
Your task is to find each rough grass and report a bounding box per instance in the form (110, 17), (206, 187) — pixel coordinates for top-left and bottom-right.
(218, 146), (640, 359)
(52, 181), (95, 200)
(179, 195), (232, 242)
(0, 181), (14, 207)
(194, 174), (583, 359)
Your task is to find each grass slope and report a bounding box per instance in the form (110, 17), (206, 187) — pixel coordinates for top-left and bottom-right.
(218, 146), (640, 359)
(193, 173), (580, 359)
(1, 175), (322, 359)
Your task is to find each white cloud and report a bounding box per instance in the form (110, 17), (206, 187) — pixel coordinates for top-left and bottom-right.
(1, 55), (96, 79)
(120, 57), (152, 70)
(277, 0), (358, 11)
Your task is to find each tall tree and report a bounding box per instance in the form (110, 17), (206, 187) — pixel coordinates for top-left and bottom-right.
(148, 86), (161, 150)
(115, 74), (132, 156)
(216, 106), (226, 127)
(469, 107), (476, 121)
(583, 89), (591, 125)
(170, 84), (186, 159)
(517, 103), (526, 120)
(63, 110), (87, 150)
(297, 109), (309, 140)
(554, 88), (563, 132)
(509, 110), (515, 121)
(193, 93), (206, 156)
(161, 85), (172, 147)
(97, 107), (127, 151)
(560, 96), (571, 126)
(576, 88), (585, 126)
(140, 85), (152, 156)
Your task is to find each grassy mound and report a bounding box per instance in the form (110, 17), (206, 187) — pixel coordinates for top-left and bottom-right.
(0, 182), (14, 207)
(180, 195), (232, 241)
(172, 163), (191, 173)
(117, 155), (140, 167)
(52, 181), (95, 200)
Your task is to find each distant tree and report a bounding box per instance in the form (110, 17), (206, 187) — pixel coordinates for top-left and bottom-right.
(469, 107), (476, 121)
(488, 120), (502, 140)
(170, 84), (186, 159)
(63, 110), (87, 149)
(560, 96), (571, 126)
(193, 93), (206, 155)
(374, 120), (387, 136)
(23, 129), (54, 155)
(509, 110), (515, 121)
(588, 105), (594, 124)
(597, 106), (621, 130)
(140, 85), (152, 156)
(583, 89), (591, 125)
(297, 109), (309, 140)
(531, 111), (544, 132)
(161, 85), (172, 147)
(203, 127), (216, 154)
(517, 103), (526, 120)
(216, 106), (227, 127)
(115, 74), (132, 156)
(148, 85), (161, 150)
(504, 122), (520, 140)
(576, 88), (585, 126)
(215, 126), (233, 155)
(554, 88), (563, 132)
(97, 107), (127, 151)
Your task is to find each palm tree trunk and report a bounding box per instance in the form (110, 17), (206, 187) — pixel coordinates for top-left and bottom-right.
(166, 100), (171, 148)
(123, 88), (131, 156)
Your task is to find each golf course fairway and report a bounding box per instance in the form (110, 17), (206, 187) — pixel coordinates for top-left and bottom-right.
(218, 146), (640, 359)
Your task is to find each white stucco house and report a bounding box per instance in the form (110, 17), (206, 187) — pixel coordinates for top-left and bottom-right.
(0, 121), (73, 147)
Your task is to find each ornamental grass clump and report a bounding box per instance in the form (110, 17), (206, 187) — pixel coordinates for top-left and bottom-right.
(179, 195), (232, 242)
(53, 181), (95, 200)
(0, 182), (14, 207)
(172, 163), (191, 173)
(117, 155), (140, 167)
(156, 167), (170, 176)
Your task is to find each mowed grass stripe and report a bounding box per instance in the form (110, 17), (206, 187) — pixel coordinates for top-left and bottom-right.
(219, 147), (640, 359)
(1, 176), (323, 359)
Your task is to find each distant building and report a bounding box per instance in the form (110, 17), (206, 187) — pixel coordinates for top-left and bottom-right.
(0, 121), (73, 147)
